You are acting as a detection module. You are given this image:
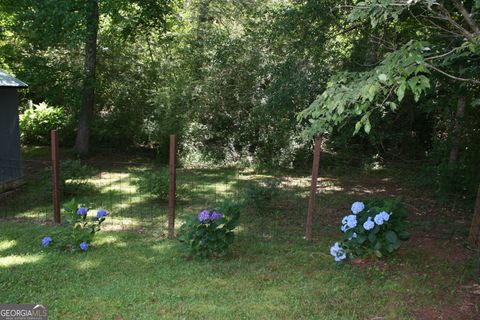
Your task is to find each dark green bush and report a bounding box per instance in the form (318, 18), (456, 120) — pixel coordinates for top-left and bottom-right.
(60, 160), (96, 195)
(135, 168), (169, 200)
(243, 179), (281, 209)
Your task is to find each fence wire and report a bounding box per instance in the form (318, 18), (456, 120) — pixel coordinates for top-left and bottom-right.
(1, 158), (323, 240)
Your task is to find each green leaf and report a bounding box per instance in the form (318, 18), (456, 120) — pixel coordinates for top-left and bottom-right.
(364, 118), (371, 134)
(396, 82), (406, 102)
(356, 234), (367, 244)
(385, 231), (399, 244)
(378, 73), (387, 82)
(397, 230), (410, 240)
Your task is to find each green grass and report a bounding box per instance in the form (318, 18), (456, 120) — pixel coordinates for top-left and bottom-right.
(0, 153), (477, 319)
(0, 221), (472, 319)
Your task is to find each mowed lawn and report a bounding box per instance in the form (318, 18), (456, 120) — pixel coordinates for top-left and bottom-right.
(0, 157), (478, 319)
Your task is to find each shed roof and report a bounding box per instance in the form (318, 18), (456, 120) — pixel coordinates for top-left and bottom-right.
(0, 70), (28, 88)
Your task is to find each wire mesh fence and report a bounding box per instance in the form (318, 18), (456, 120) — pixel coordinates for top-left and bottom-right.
(0, 157), (318, 239)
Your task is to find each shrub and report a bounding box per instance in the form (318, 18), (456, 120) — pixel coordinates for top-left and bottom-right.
(179, 199), (241, 258)
(40, 199), (108, 252)
(135, 168), (169, 200)
(135, 168), (189, 201)
(329, 198), (410, 261)
(243, 179), (281, 209)
(60, 160), (96, 195)
(19, 101), (68, 145)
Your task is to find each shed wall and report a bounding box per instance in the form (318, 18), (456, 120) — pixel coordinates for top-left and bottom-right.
(0, 87), (23, 183)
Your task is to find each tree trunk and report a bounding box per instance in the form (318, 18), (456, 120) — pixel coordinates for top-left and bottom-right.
(74, 0), (99, 155)
(448, 95), (466, 167)
(468, 183), (480, 248)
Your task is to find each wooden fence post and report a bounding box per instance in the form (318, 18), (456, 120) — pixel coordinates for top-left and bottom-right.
(306, 135), (322, 241)
(51, 129), (61, 224)
(168, 134), (177, 238)
(467, 183), (480, 248)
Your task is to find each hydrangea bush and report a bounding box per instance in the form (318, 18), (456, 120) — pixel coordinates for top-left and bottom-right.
(41, 199), (108, 252)
(179, 199), (241, 258)
(330, 198), (409, 261)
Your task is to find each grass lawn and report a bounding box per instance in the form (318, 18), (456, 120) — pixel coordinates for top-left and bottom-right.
(0, 149), (478, 319)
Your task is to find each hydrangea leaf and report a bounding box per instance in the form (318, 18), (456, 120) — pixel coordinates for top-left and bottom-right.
(385, 230), (399, 244)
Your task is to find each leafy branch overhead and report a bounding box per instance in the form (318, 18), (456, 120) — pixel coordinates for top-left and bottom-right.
(299, 0), (480, 137)
(298, 40), (431, 136)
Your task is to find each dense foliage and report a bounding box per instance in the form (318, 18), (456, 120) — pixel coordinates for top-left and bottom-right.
(19, 101), (70, 145)
(1, 0), (478, 202)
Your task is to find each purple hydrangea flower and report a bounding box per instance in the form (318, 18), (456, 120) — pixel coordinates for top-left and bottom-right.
(197, 210), (211, 222)
(96, 209), (108, 219)
(77, 207), (88, 216)
(42, 236), (52, 248)
(210, 211), (223, 220)
(79, 242), (89, 251)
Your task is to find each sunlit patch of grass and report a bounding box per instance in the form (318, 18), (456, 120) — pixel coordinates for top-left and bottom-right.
(0, 254), (44, 268)
(74, 259), (100, 271)
(0, 240), (16, 252)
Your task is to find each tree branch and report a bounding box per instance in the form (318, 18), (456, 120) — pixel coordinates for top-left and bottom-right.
(426, 62), (480, 84)
(433, 2), (476, 43)
(451, 0), (480, 36)
(425, 47), (458, 60)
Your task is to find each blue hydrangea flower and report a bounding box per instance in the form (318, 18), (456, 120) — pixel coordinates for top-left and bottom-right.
(363, 217), (375, 230)
(374, 211), (390, 225)
(42, 236), (52, 248)
(345, 215), (357, 228)
(374, 213), (385, 225)
(96, 209), (108, 219)
(351, 201), (365, 214)
(210, 211), (223, 220)
(197, 210), (211, 222)
(380, 211), (390, 222)
(77, 207), (88, 216)
(79, 242), (89, 251)
(329, 242), (347, 262)
(348, 232), (358, 240)
(341, 214), (357, 232)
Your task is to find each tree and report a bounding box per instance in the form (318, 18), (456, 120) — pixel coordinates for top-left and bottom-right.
(1, 0), (175, 154)
(298, 0), (480, 245)
(74, 0), (99, 154)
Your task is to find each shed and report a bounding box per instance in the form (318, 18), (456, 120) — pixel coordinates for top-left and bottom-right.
(0, 70), (28, 192)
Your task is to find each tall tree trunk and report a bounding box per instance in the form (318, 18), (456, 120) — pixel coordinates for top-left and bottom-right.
(74, 0), (99, 155)
(468, 183), (480, 248)
(448, 95), (466, 167)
